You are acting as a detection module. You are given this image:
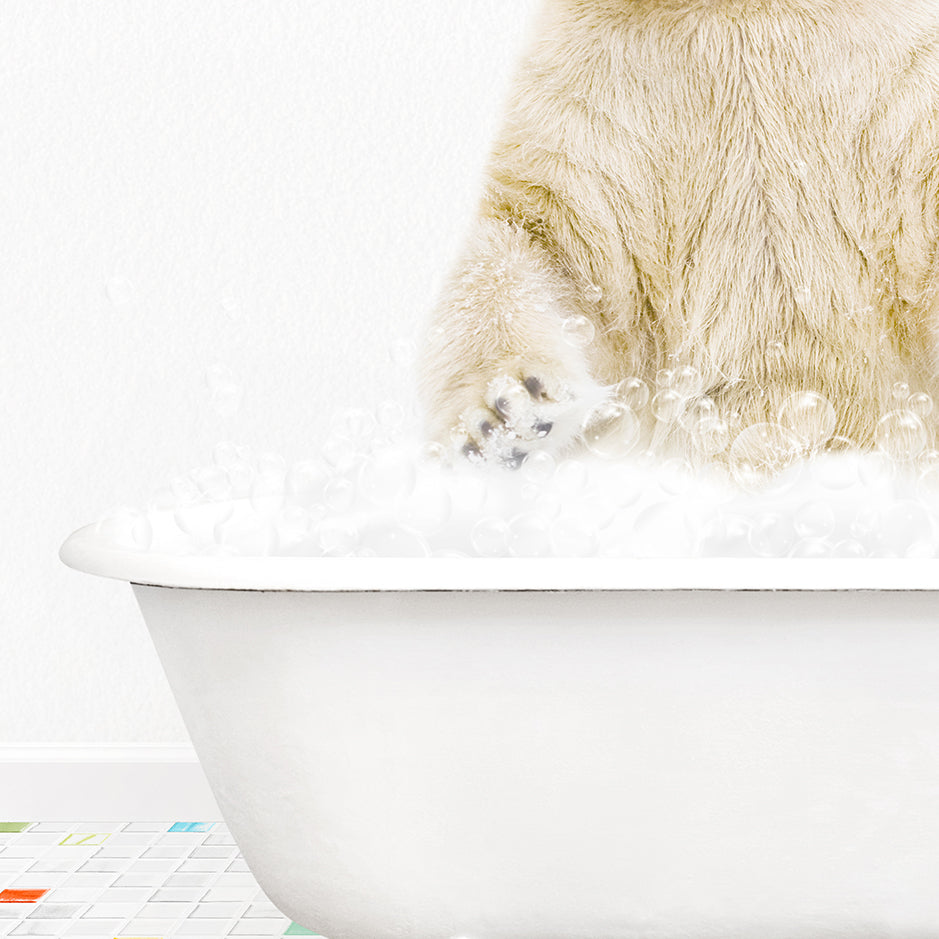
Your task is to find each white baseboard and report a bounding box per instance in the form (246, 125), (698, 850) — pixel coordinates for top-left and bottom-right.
(0, 745), (221, 821)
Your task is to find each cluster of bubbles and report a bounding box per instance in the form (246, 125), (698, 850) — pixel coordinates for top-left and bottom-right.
(95, 370), (939, 558)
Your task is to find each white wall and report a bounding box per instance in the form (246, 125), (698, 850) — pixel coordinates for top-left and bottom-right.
(1, 0), (540, 742)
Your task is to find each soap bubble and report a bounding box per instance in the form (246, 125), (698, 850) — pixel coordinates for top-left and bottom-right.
(471, 516), (509, 557)
(250, 471), (286, 514)
(561, 314), (596, 347)
(359, 447), (417, 506)
(171, 474), (201, 506)
(614, 377), (650, 412)
(918, 462), (939, 498)
(420, 442), (449, 466)
(332, 408), (377, 444)
(95, 506), (153, 551)
(316, 518), (359, 555)
(778, 391), (837, 449)
(106, 276), (133, 307)
(815, 451), (860, 490)
(672, 365), (704, 398)
(323, 477), (356, 514)
(891, 381), (911, 404)
(632, 501), (696, 557)
(256, 452), (287, 476)
(489, 375), (534, 422)
(790, 537), (831, 558)
(397, 476), (451, 534)
(655, 368), (675, 390)
(793, 501), (836, 539)
(274, 506), (316, 550)
(449, 472), (489, 517)
(176, 498), (235, 544)
(696, 514), (752, 557)
(362, 524), (430, 557)
(190, 466), (232, 502)
(579, 496), (617, 531)
(680, 395), (717, 431)
(651, 389), (685, 423)
(658, 458), (694, 495)
(217, 516), (277, 556)
(875, 410), (927, 461)
(211, 440), (243, 469)
(906, 540), (938, 558)
(908, 392), (934, 419)
(880, 500), (934, 556)
(794, 285), (812, 305)
(858, 449), (896, 486)
(322, 434), (359, 473)
(583, 283), (603, 304)
(550, 515), (599, 556)
(851, 505), (882, 551)
(226, 459), (255, 497)
(377, 400), (407, 436)
(286, 460), (328, 505)
(508, 513), (551, 557)
(521, 450), (556, 486)
(148, 486), (176, 512)
(554, 459), (590, 495)
(692, 416), (731, 457)
(831, 539), (867, 558)
(729, 422), (803, 491)
(581, 402), (640, 458)
(748, 513), (796, 558)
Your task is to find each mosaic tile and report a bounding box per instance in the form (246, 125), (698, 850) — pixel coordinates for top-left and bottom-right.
(0, 827), (29, 835)
(59, 834), (110, 847)
(0, 891), (47, 904)
(190, 846), (233, 859)
(5, 875), (66, 890)
(165, 873), (213, 888)
(25, 903), (83, 918)
(119, 918), (176, 933)
(12, 835), (58, 848)
(0, 823), (324, 938)
(64, 920), (123, 934)
(229, 923), (288, 936)
(284, 926), (319, 936)
(10, 919), (72, 934)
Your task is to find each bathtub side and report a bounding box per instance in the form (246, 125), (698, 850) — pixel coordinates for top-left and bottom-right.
(132, 585), (939, 939)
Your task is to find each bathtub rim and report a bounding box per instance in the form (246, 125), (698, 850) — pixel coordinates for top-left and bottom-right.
(60, 522), (939, 591)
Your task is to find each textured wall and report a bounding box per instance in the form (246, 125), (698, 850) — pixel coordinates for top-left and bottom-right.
(0, 0), (539, 742)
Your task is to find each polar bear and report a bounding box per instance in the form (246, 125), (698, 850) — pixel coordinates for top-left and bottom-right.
(419, 0), (939, 467)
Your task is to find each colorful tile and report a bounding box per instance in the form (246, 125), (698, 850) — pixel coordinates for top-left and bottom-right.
(0, 892), (47, 904)
(59, 834), (110, 847)
(0, 826), (30, 834)
(284, 925), (319, 936)
(168, 823), (214, 833)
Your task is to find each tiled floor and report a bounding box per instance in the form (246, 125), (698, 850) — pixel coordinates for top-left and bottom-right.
(0, 822), (319, 938)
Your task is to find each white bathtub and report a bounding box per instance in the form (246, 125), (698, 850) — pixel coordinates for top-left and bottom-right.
(60, 524), (939, 939)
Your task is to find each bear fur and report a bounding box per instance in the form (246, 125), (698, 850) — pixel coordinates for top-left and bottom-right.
(419, 0), (939, 465)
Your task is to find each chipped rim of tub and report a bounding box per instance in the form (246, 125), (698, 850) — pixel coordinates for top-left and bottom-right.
(59, 521), (939, 591)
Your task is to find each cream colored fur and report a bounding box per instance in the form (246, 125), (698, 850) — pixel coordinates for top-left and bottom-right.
(419, 0), (939, 464)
